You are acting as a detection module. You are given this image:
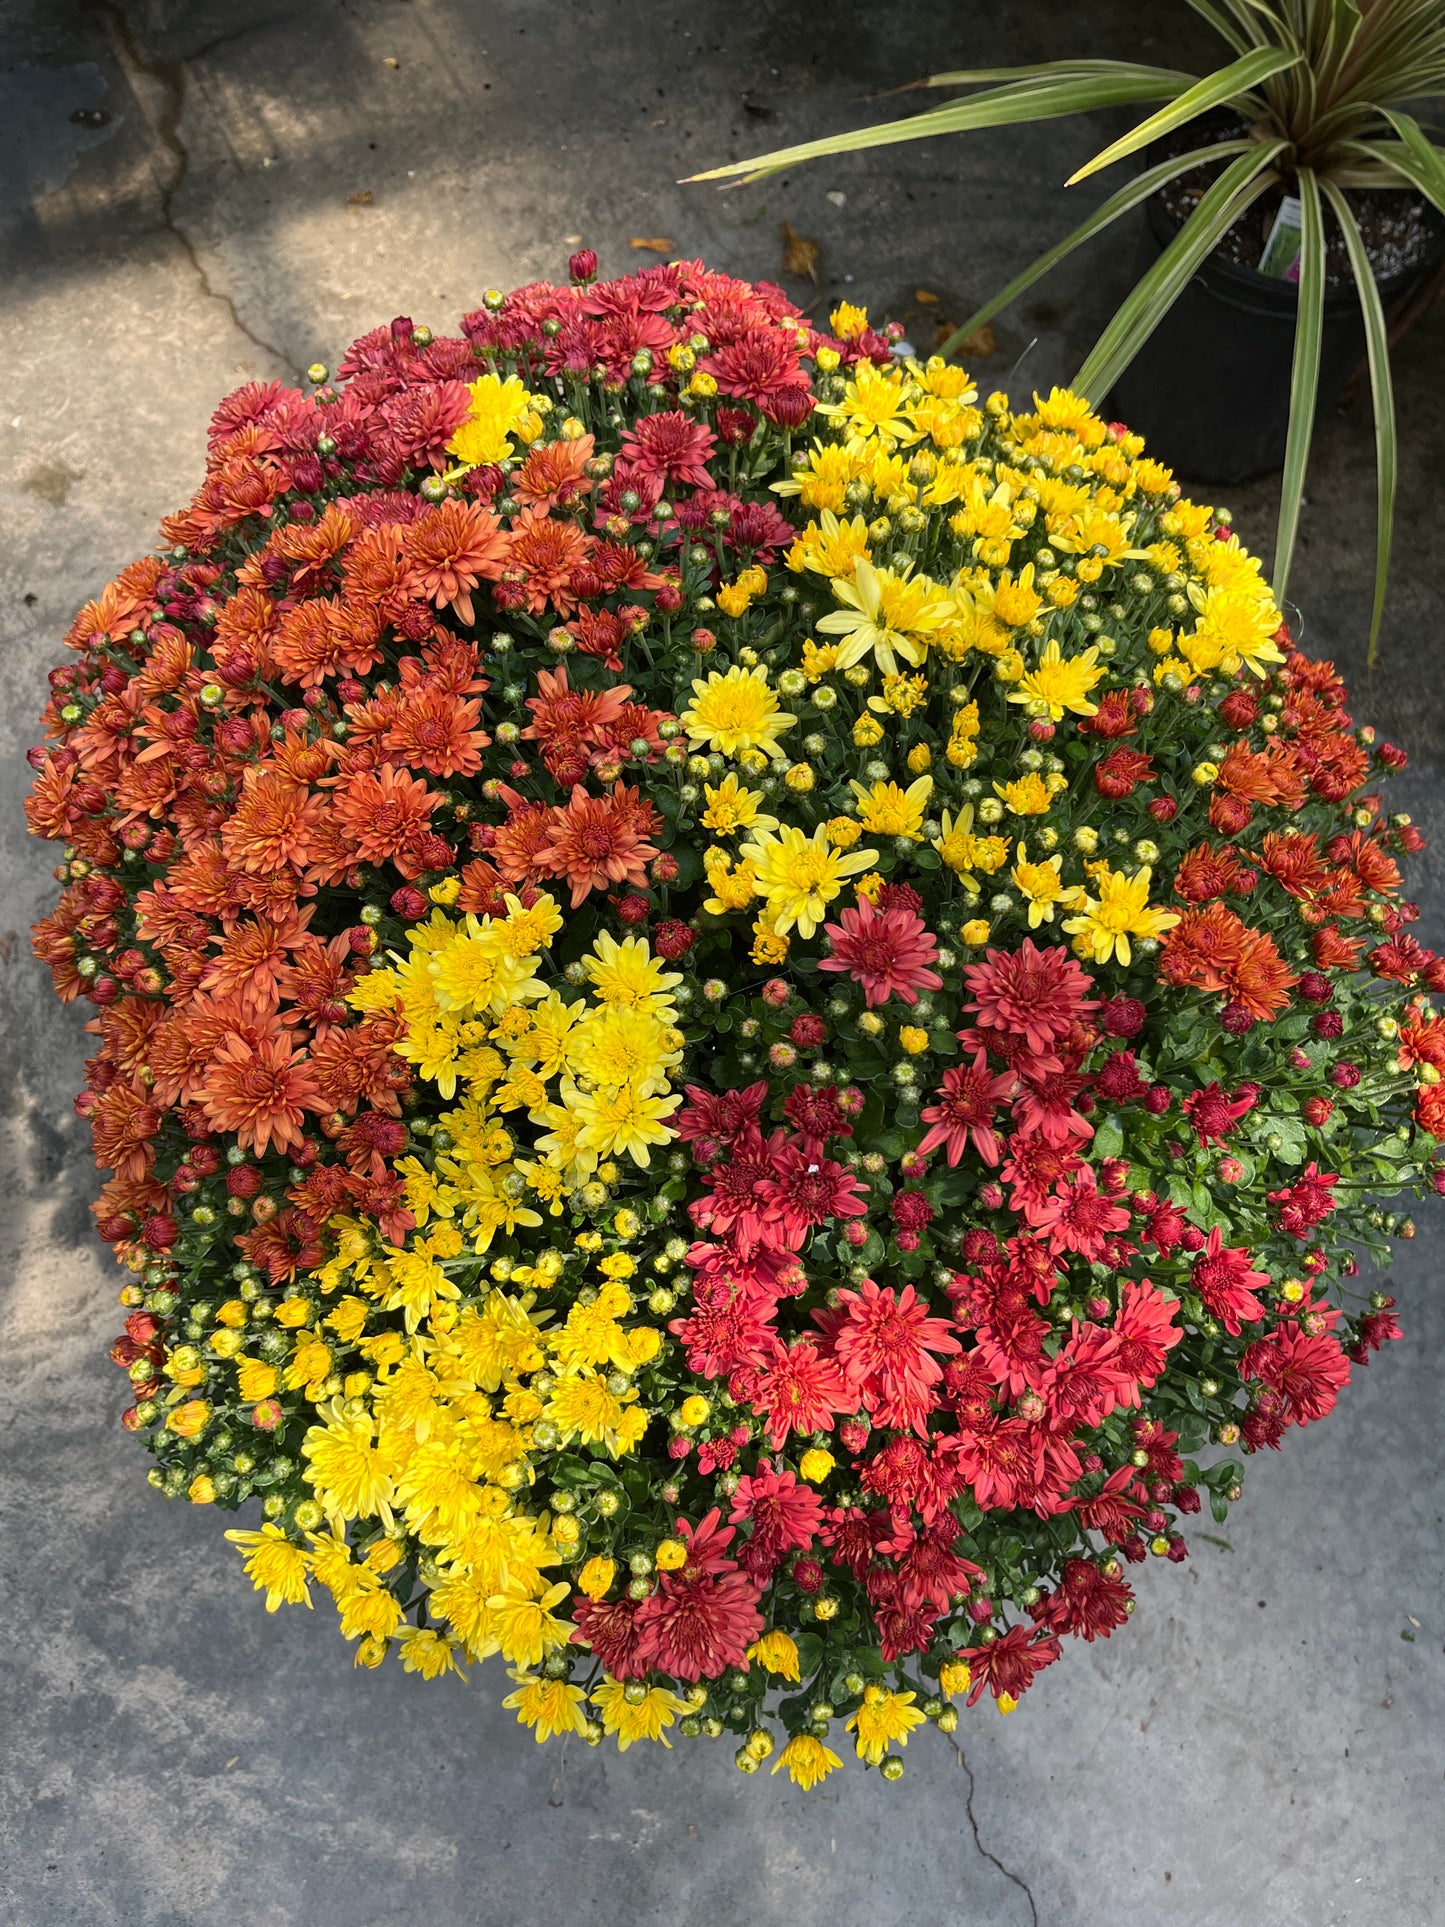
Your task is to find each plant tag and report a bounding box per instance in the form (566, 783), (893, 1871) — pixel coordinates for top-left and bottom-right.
(1260, 195), (1304, 281)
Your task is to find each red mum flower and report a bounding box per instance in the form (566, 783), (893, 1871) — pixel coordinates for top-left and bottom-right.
(742, 1337), (851, 1449)
(676, 1080), (768, 1152)
(957, 1623), (1062, 1706)
(917, 1052), (1015, 1167)
(1181, 1080), (1256, 1147)
(1267, 1161), (1339, 1237)
(616, 410), (717, 490)
(1190, 1227), (1269, 1336)
(963, 939), (1098, 1054)
(1029, 1558), (1132, 1642)
(632, 1510), (763, 1681)
(572, 1595), (645, 1679)
(818, 897), (942, 1008)
(1029, 1164), (1130, 1258)
(755, 1144), (869, 1247)
(1241, 1326), (1351, 1424)
(824, 1277), (960, 1433)
(729, 1461), (823, 1566)
(1111, 1280), (1182, 1386)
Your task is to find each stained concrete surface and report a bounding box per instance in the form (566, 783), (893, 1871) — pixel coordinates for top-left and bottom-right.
(1, 4), (1443, 1923)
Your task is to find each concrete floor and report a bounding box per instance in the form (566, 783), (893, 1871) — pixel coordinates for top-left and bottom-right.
(2, 3), (1443, 1922)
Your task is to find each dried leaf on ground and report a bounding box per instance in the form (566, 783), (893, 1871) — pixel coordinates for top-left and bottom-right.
(348, 190), (374, 207)
(943, 321), (998, 357)
(779, 220), (819, 283)
(914, 288), (939, 305)
(629, 237), (674, 253)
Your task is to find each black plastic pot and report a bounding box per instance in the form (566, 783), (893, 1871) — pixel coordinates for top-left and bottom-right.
(1107, 191), (1442, 485)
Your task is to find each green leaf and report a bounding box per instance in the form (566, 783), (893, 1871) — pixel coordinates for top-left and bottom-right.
(1320, 178), (1397, 664)
(1380, 110), (1445, 217)
(923, 59), (1197, 88)
(683, 72), (1196, 186)
(1092, 1113), (1126, 1160)
(1066, 47), (1299, 185)
(1072, 139), (1287, 402)
(1272, 167), (1326, 608)
(936, 141), (1252, 362)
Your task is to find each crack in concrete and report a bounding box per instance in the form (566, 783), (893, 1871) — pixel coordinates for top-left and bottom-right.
(945, 1728), (1039, 1927)
(93, 2), (302, 378)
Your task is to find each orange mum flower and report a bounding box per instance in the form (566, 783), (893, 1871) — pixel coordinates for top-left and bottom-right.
(149, 994), (263, 1106)
(404, 500), (506, 625)
(501, 508), (593, 616)
(200, 1033), (323, 1154)
(89, 1078), (162, 1181)
(514, 434), (594, 510)
(340, 524), (423, 624)
(221, 771), (327, 875)
(1227, 928), (1298, 1021)
(539, 782), (660, 907)
(201, 912), (314, 1016)
(383, 688), (490, 778)
(329, 765), (438, 878)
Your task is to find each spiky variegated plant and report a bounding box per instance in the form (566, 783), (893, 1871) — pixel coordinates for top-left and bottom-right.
(690, 0), (1445, 659)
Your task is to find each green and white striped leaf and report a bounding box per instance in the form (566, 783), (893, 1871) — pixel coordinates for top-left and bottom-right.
(1321, 177), (1398, 664)
(1273, 167), (1326, 606)
(935, 140), (1252, 360)
(1072, 138), (1288, 402)
(682, 71), (1194, 186)
(1066, 47), (1300, 185)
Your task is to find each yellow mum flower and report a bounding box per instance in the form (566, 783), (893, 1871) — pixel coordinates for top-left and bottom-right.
(933, 806), (1008, 888)
(224, 1524), (312, 1613)
(829, 300), (870, 340)
(486, 1581), (573, 1668)
(583, 931), (681, 1016)
(772, 440), (858, 512)
(1185, 582), (1286, 679)
(850, 773), (932, 840)
(1062, 861), (1181, 965)
(235, 1356), (279, 1402)
(701, 772), (777, 836)
(786, 510), (872, 580)
(814, 361), (912, 450)
(868, 670), (930, 718)
(846, 1686), (926, 1764)
(772, 1732), (843, 1789)
(681, 665), (796, 760)
(592, 1677), (691, 1750)
(1010, 843), (1073, 927)
(739, 824), (879, 939)
(817, 559), (955, 676)
(445, 371), (539, 470)
(798, 1447), (835, 1482)
(302, 1405), (396, 1526)
(938, 1657), (973, 1698)
(994, 772), (1059, 817)
(577, 1556), (616, 1600)
(395, 1626), (466, 1680)
(545, 1370), (633, 1450)
(1008, 636), (1105, 721)
(448, 373), (544, 468)
(166, 1398), (210, 1438)
(569, 1080), (681, 1168)
(748, 1630), (801, 1681)
(503, 1669), (590, 1741)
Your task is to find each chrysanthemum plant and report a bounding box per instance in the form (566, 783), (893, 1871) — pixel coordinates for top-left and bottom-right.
(29, 257), (1439, 1787)
(691, 0), (1445, 660)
